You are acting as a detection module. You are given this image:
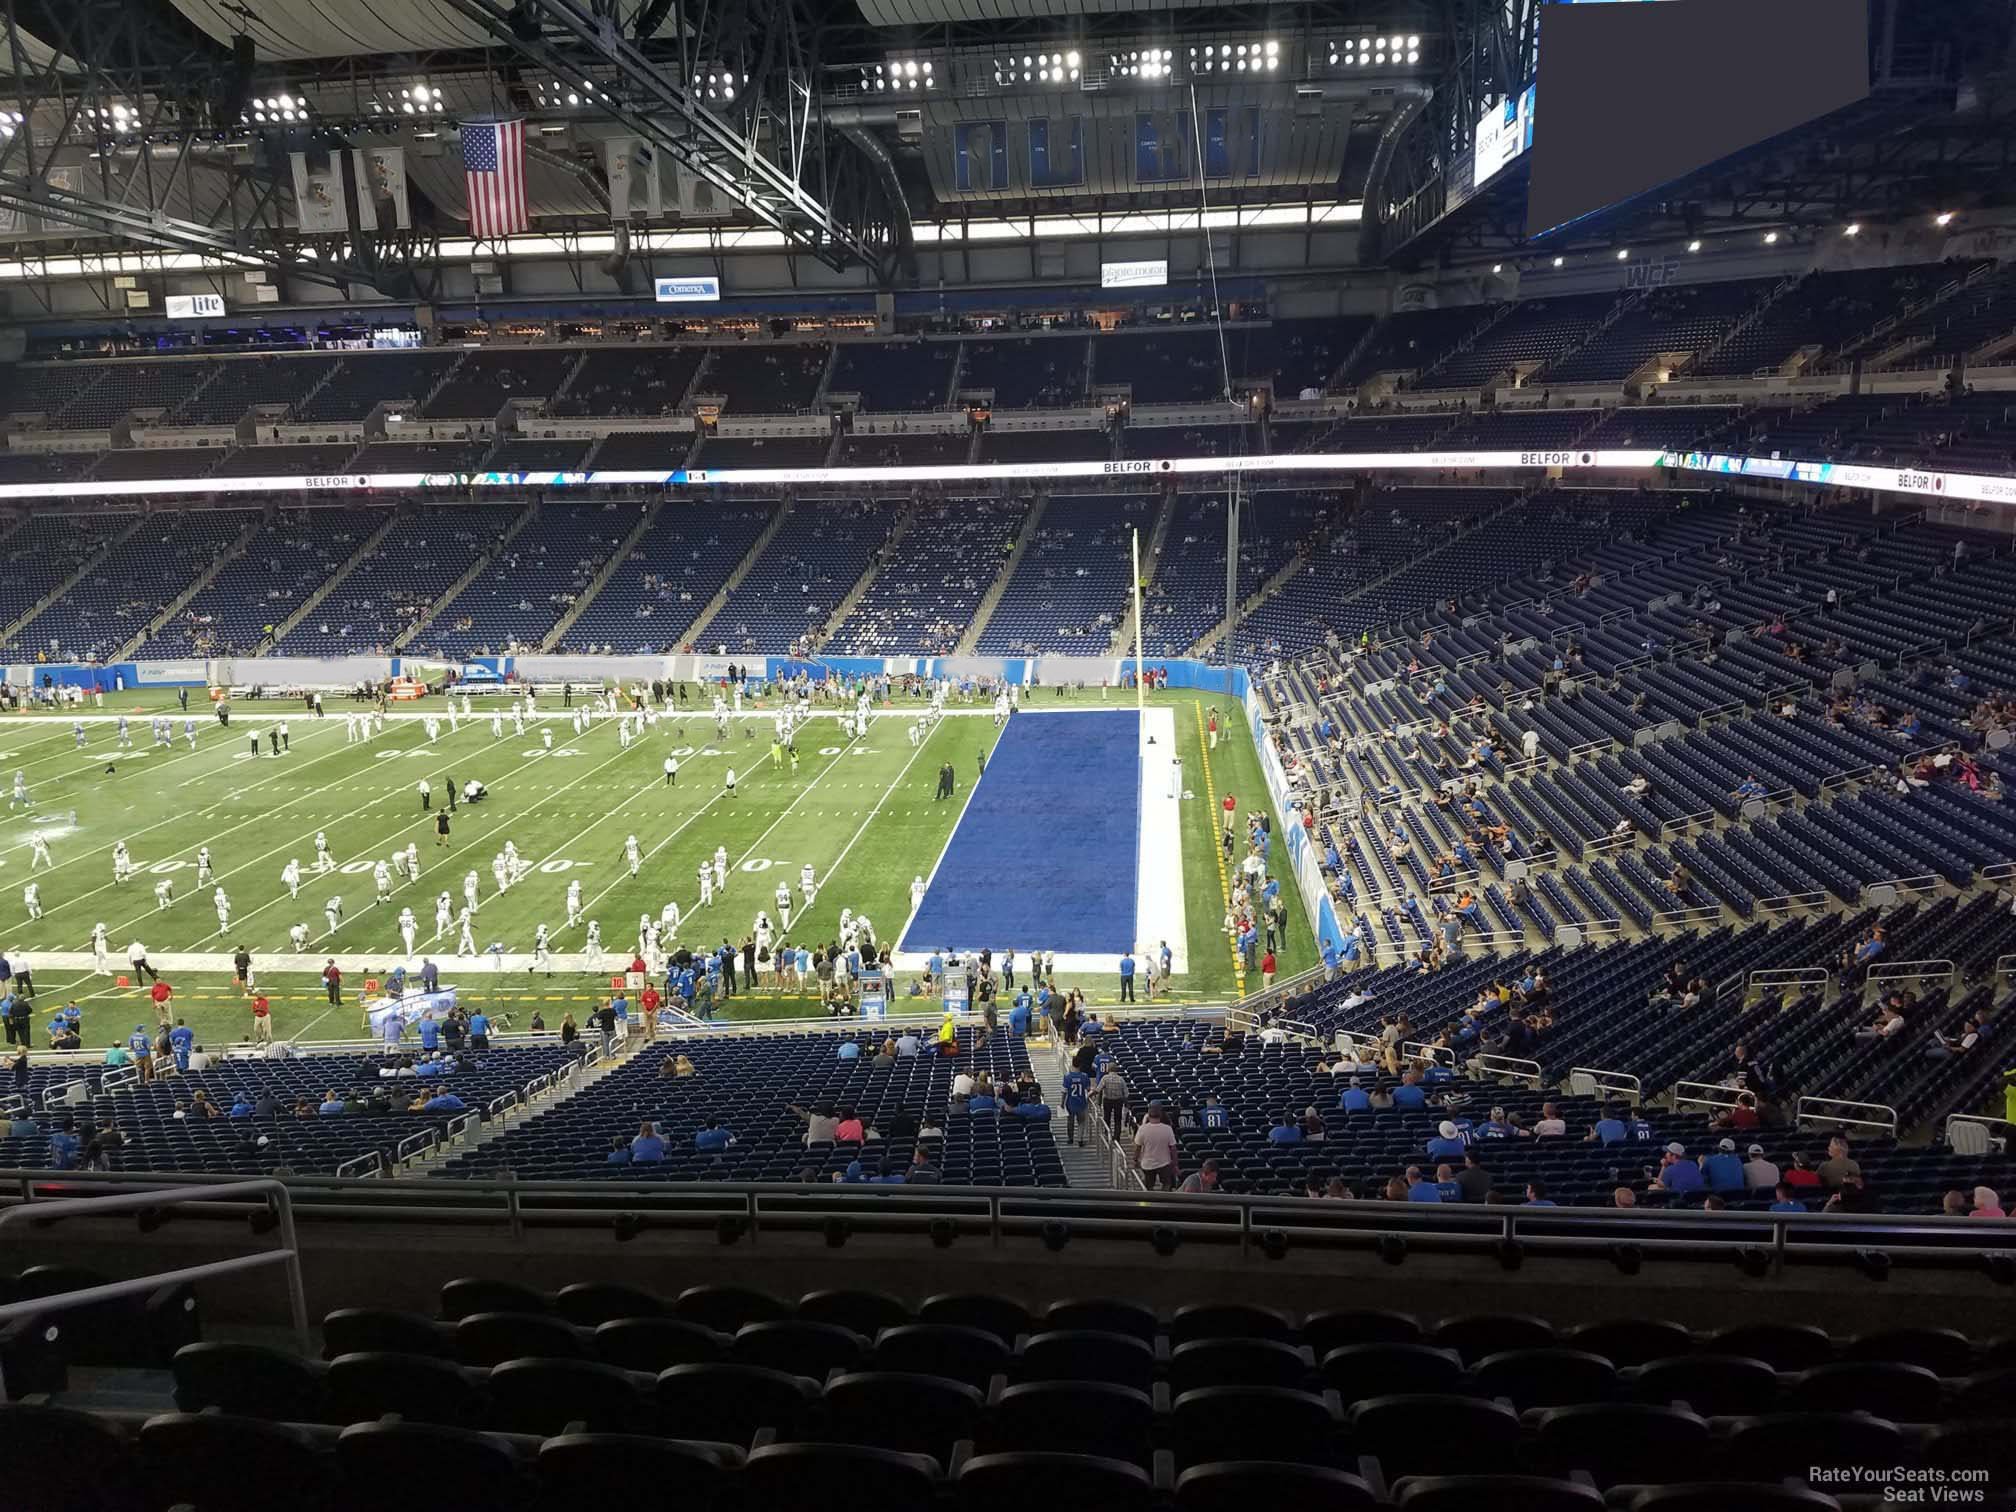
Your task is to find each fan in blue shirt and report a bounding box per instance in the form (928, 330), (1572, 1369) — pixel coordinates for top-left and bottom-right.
(1424, 1121), (1468, 1161)
(694, 1124), (733, 1152)
(1406, 1173), (1444, 1202)
(1267, 1116), (1303, 1145)
(1655, 1147), (1704, 1193)
(1339, 1086), (1372, 1113)
(47, 1128), (80, 1170)
(1009, 1100), (1049, 1120)
(417, 1017), (439, 1051)
(1392, 1081), (1427, 1109)
(836, 1040), (861, 1060)
(423, 1091), (466, 1113)
(1701, 1142), (1746, 1190)
(967, 1092), (997, 1114)
(630, 1126), (666, 1162)
(1200, 1097), (1230, 1129)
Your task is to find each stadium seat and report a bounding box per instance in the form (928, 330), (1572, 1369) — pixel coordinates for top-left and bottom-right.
(796, 1289), (911, 1335)
(0, 1403), (140, 1512)
(534, 1433), (737, 1511)
(958, 1452), (1156, 1512)
(742, 1443), (937, 1512)
(326, 1350), (489, 1428)
(732, 1320), (866, 1377)
(1177, 1461), (1378, 1512)
(455, 1310), (585, 1366)
(1347, 1395), (1521, 1478)
(172, 1341), (325, 1421)
(553, 1281), (667, 1326)
(1391, 1476), (1605, 1512)
(654, 1363), (819, 1445)
(488, 1357), (647, 1435)
(336, 1420), (523, 1505)
(140, 1412), (331, 1512)
(593, 1317), (728, 1371)
(321, 1307), (452, 1360)
(822, 1371), (983, 1462)
(870, 1323), (1010, 1388)
(1019, 1329), (1157, 1390)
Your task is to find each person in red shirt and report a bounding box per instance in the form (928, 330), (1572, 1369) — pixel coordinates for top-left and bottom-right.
(149, 979), (173, 1026)
(250, 996), (273, 1044)
(1261, 949), (1277, 988)
(1221, 793), (1237, 834)
(321, 960), (342, 1006)
(1207, 712), (1220, 750)
(1782, 1152), (1822, 1188)
(638, 984), (662, 1039)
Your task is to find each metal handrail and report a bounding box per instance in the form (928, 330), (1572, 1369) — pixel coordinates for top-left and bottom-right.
(0, 1177), (308, 1396)
(1866, 957), (1955, 985)
(0, 1168), (2007, 1274)
(1671, 1079), (1747, 1113)
(1471, 1053), (1543, 1087)
(1568, 1066), (1642, 1104)
(1747, 966), (1832, 991)
(1797, 1094), (1899, 1136)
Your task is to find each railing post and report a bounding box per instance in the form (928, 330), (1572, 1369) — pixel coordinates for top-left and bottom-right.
(504, 1180), (523, 1241)
(271, 1187), (311, 1353)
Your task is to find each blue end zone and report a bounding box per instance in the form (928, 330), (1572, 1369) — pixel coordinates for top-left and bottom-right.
(903, 711), (1140, 955)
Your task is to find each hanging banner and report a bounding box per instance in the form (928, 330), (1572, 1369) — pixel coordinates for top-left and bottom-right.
(355, 146), (411, 232)
(289, 150), (348, 234)
(602, 135), (662, 221)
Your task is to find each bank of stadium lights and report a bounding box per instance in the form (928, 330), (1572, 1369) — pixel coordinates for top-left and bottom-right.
(86, 103), (140, 132)
(530, 78), (607, 110)
(1108, 48), (1175, 79)
(868, 59), (935, 91)
(694, 70), (747, 100)
(244, 94), (314, 125)
(394, 84), (446, 116)
(0, 110), (20, 139)
(1329, 34), (1419, 66)
(994, 53), (1076, 85)
(1190, 40), (1278, 74)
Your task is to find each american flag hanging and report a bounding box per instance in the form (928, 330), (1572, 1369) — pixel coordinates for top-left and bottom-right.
(462, 118), (528, 240)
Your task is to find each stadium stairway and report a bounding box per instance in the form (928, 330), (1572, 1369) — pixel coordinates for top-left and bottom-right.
(263, 509), (407, 651)
(0, 511), (147, 652)
(537, 499), (667, 650)
(116, 511), (268, 661)
(676, 497), (796, 649)
(956, 494), (1050, 654)
(814, 500), (921, 645)
(1102, 491), (1178, 657)
(390, 504), (540, 653)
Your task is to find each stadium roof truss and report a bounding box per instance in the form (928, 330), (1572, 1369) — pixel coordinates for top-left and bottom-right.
(0, 0), (916, 297)
(0, 0), (465, 302)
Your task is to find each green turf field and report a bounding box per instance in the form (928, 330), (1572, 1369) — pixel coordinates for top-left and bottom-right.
(0, 686), (1312, 1054)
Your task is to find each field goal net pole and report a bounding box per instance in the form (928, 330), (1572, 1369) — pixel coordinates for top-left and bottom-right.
(1131, 525), (1146, 722)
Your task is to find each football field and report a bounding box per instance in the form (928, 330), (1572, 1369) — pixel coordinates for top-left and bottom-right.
(0, 685), (1311, 1055)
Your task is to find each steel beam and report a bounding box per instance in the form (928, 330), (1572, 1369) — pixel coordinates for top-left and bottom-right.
(434, 0), (891, 274)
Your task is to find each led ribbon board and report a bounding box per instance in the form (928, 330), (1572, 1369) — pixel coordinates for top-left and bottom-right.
(0, 448), (2009, 503)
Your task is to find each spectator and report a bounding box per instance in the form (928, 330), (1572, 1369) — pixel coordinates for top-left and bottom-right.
(630, 1121), (666, 1162)
(605, 1136), (631, 1166)
(1179, 1158), (1222, 1194)
(1741, 1143), (1781, 1191)
(1404, 1164), (1442, 1202)
(1817, 1135), (1861, 1189)
(1426, 1119), (1468, 1160)
(1267, 1112), (1303, 1146)
(1131, 1104), (1178, 1190)
(1769, 1182), (1807, 1213)
(695, 1121), (734, 1153)
(1970, 1186), (2006, 1218)
(1651, 1143), (1704, 1194)
(1524, 1180), (1554, 1207)
(789, 1101), (839, 1144)
(1701, 1138), (1746, 1191)
(1454, 1150), (1492, 1203)
(1096, 1064), (1128, 1136)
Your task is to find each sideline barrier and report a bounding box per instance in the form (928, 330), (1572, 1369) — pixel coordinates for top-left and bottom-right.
(1866, 957), (1955, 987)
(1746, 966), (1832, 994)
(1671, 1080), (1747, 1116)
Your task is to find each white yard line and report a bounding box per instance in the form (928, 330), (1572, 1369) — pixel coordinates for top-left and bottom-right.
(0, 721), (357, 877)
(0, 723), (483, 929)
(559, 728), (861, 944)
(193, 721), (645, 947)
(1138, 705), (1190, 973)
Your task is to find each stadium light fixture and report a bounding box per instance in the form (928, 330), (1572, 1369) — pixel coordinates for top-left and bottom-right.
(1687, 239), (1701, 252)
(1615, 248), (1628, 260)
(1491, 263), (1502, 273)
(1552, 256), (1564, 267)
(1843, 222), (1861, 236)
(1935, 210), (1955, 226)
(1763, 231), (1778, 244)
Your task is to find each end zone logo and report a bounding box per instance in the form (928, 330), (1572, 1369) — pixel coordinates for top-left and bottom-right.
(1519, 452), (1596, 467)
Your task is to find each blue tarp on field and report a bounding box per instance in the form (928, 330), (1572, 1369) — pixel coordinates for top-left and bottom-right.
(902, 710), (1140, 955)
